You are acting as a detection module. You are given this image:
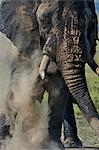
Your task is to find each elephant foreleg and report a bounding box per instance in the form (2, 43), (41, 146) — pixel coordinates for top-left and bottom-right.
(44, 70), (68, 143)
(63, 95), (82, 148)
(44, 63), (82, 147)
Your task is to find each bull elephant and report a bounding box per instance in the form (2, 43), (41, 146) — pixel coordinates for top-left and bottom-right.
(0, 0), (98, 149)
(0, 0), (82, 149)
(37, 0), (99, 139)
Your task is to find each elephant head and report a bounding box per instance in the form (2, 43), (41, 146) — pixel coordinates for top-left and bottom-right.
(37, 0), (99, 134)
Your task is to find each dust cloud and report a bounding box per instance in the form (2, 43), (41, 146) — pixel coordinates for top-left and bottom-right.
(0, 32), (18, 114)
(0, 33), (61, 150)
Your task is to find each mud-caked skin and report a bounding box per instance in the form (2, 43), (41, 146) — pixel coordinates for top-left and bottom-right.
(0, 0), (98, 149)
(37, 0), (99, 137)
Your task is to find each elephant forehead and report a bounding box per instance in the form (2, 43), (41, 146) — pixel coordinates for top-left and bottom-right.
(36, 3), (49, 18)
(36, 2), (53, 23)
(36, 0), (60, 22)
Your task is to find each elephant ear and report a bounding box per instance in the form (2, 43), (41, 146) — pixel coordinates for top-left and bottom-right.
(0, 0), (39, 55)
(0, 0), (35, 36)
(86, 0), (98, 58)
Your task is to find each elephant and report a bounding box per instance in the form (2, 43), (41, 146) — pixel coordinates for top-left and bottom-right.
(0, 0), (98, 149)
(0, 0), (82, 149)
(37, 0), (99, 138)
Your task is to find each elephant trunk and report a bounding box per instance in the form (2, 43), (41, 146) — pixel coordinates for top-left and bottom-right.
(59, 59), (99, 134)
